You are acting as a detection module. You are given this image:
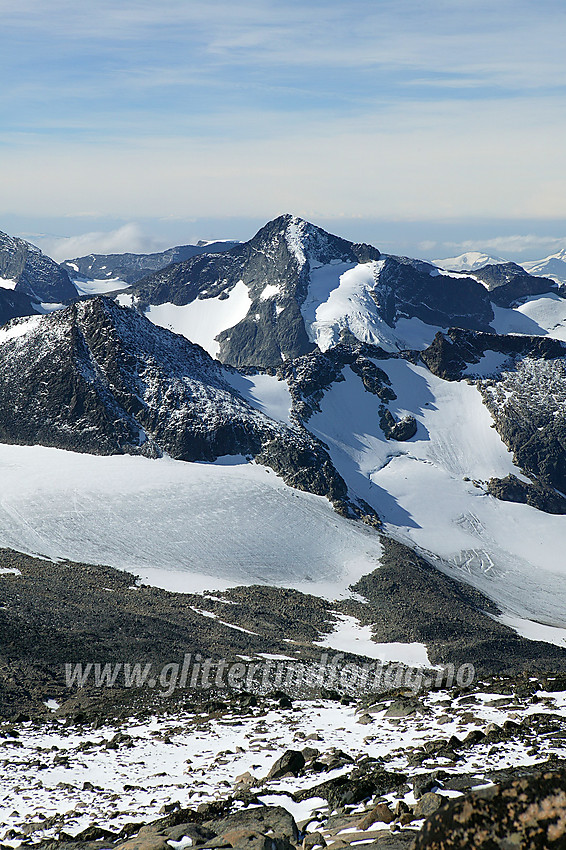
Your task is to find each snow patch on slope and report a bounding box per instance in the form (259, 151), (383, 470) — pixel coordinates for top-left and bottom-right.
(226, 372), (293, 426)
(145, 280), (252, 357)
(495, 614), (566, 649)
(491, 293), (566, 341)
(0, 315), (43, 344)
(318, 613), (433, 666)
(0, 276), (17, 290)
(74, 277), (130, 296)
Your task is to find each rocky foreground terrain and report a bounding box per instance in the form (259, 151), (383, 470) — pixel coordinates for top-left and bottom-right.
(2, 546), (566, 849)
(2, 674), (566, 850)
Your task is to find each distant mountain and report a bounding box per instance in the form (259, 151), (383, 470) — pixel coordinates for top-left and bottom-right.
(434, 251), (507, 271)
(132, 214), (495, 369)
(467, 262), (556, 307)
(61, 240), (239, 285)
(523, 248), (566, 286)
(0, 230), (76, 303)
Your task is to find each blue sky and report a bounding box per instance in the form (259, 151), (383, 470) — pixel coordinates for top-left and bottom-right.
(2, 0), (566, 260)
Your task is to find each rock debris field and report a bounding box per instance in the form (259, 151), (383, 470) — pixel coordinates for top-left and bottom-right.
(3, 676), (566, 850)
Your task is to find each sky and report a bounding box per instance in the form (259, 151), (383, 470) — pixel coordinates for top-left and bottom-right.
(2, 0), (566, 262)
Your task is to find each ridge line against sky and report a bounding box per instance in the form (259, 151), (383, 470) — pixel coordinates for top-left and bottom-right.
(1, 0), (566, 260)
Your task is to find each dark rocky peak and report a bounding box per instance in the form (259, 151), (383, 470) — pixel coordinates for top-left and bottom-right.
(0, 230), (76, 303)
(245, 214), (379, 271)
(469, 261), (556, 307)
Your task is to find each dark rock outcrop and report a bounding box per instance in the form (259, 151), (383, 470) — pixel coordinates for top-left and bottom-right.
(371, 256), (494, 330)
(470, 261), (556, 307)
(415, 769), (566, 849)
(487, 474), (566, 515)
(379, 409), (417, 441)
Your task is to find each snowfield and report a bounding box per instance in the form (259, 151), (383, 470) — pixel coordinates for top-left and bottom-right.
(491, 292), (566, 341)
(145, 280), (252, 358)
(73, 277), (130, 296)
(0, 444), (382, 599)
(316, 613), (434, 667)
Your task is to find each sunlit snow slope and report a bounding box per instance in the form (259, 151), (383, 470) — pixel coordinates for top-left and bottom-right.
(491, 293), (566, 341)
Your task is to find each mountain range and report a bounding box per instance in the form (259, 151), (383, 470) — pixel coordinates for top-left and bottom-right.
(2, 214), (566, 697)
(60, 239), (239, 285)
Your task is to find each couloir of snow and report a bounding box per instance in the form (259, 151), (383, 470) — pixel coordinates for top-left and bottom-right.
(306, 361), (566, 629)
(144, 280), (252, 358)
(491, 293), (566, 341)
(301, 260), (441, 352)
(0, 445), (382, 600)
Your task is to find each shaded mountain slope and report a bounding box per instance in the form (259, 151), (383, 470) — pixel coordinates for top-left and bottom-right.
(61, 240), (239, 285)
(0, 230), (76, 303)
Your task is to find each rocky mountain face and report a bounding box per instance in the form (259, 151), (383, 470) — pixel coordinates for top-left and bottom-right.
(370, 256), (494, 328)
(0, 230), (76, 303)
(0, 297), (362, 512)
(60, 240), (239, 285)
(132, 215), (497, 370)
(468, 261), (555, 307)
(422, 328), (566, 511)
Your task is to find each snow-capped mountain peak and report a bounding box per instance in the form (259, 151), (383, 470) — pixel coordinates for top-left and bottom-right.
(522, 247), (566, 286)
(434, 251), (507, 271)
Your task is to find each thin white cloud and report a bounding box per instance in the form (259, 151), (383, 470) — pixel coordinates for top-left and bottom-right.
(31, 224), (170, 263)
